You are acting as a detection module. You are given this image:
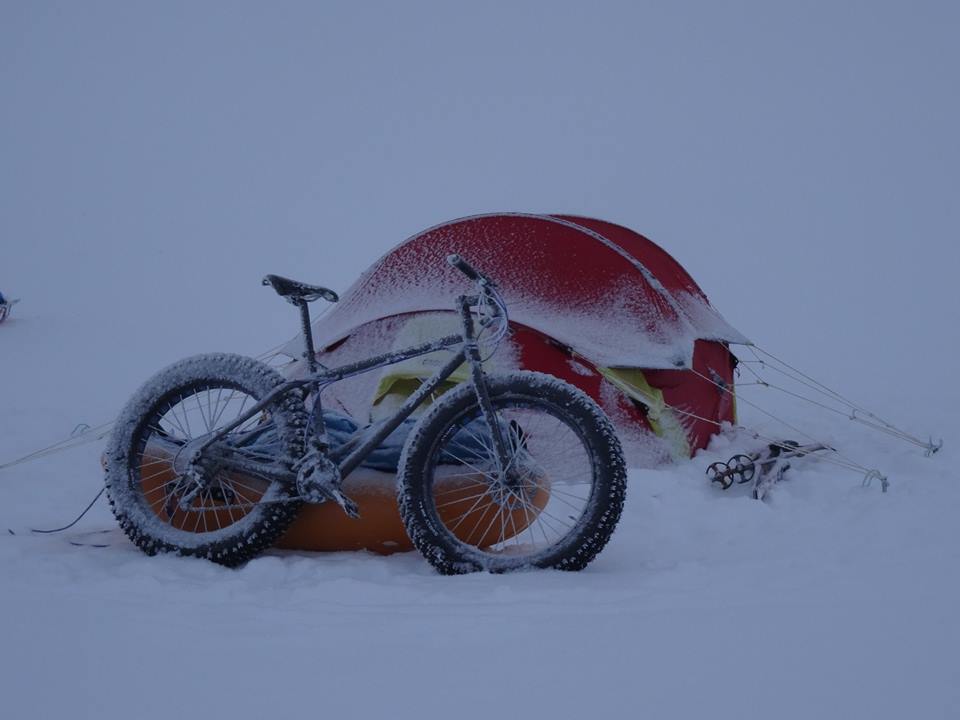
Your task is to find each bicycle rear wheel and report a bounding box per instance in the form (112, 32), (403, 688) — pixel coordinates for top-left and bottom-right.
(104, 353), (306, 566)
(398, 372), (627, 574)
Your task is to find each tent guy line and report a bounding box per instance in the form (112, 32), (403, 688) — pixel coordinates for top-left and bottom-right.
(740, 346), (941, 454)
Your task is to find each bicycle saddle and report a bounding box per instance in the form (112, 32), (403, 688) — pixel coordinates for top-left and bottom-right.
(262, 274), (339, 304)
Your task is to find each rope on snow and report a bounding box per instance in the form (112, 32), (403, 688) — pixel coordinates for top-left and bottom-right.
(0, 421), (115, 472)
(1, 342), (297, 535)
(28, 487), (105, 534)
(0, 344), (290, 474)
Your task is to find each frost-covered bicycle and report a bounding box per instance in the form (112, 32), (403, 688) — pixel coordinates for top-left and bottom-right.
(104, 255), (626, 573)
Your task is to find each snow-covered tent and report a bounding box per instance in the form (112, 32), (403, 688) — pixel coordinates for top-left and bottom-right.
(274, 213), (752, 552)
(282, 213), (749, 465)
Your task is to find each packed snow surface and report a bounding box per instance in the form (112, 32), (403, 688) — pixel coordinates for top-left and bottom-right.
(2, 3), (959, 719)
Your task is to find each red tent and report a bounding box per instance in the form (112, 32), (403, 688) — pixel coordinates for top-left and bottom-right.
(282, 213), (748, 466)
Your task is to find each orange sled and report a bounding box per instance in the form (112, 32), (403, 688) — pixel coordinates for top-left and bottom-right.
(138, 444), (551, 555)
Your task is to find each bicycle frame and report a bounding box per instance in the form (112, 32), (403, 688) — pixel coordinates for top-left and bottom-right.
(195, 292), (513, 486)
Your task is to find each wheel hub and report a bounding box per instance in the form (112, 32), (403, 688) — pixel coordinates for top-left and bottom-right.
(171, 437), (216, 476)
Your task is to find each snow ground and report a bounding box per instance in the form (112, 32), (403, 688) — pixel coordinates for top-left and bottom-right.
(2, 3), (959, 719)
(2, 371), (956, 720)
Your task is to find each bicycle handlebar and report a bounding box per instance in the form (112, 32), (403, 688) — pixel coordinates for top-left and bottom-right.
(446, 254), (505, 324)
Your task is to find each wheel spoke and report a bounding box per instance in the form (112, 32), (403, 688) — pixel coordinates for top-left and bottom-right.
(446, 487), (497, 533)
(434, 488), (494, 510)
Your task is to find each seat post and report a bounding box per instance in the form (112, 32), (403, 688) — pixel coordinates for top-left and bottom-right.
(297, 299), (319, 373)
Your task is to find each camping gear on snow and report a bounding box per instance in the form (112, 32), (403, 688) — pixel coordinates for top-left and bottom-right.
(706, 440), (832, 500)
(2, 214), (939, 555)
(103, 255), (627, 571)
(85, 212), (861, 554)
(270, 214), (941, 547)
(0, 214), (943, 552)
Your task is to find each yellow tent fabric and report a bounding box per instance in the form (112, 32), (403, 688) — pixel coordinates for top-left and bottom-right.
(597, 366), (692, 459)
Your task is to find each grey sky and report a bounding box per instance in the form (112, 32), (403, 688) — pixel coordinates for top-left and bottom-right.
(2, 1), (957, 407)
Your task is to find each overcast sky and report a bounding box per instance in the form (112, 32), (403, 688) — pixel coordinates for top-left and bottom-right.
(2, 1), (957, 411)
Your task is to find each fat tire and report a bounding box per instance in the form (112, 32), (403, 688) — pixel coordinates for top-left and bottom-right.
(104, 353), (306, 567)
(398, 371), (627, 574)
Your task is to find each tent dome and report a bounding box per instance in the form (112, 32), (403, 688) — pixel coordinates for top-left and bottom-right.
(291, 213), (747, 369)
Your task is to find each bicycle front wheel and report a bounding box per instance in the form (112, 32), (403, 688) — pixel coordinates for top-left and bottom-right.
(398, 372), (627, 574)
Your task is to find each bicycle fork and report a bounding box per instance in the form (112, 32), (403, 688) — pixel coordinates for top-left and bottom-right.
(458, 295), (513, 477)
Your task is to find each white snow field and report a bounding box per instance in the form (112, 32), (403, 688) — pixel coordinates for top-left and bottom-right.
(2, 3), (958, 719)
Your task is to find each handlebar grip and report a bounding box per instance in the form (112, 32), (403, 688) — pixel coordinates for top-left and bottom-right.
(447, 254), (483, 282)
